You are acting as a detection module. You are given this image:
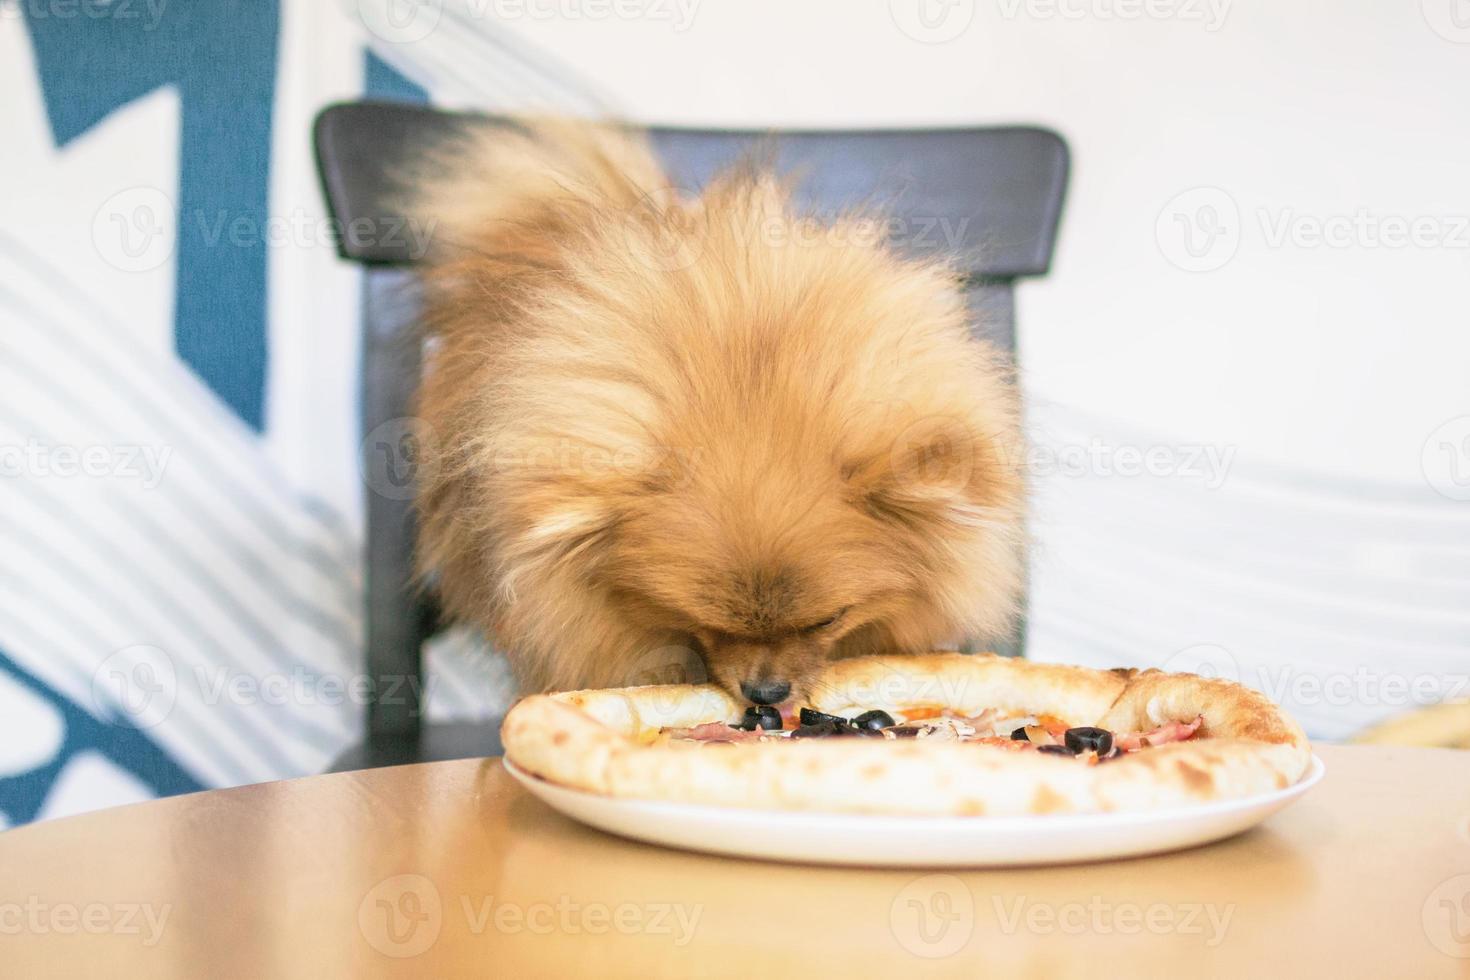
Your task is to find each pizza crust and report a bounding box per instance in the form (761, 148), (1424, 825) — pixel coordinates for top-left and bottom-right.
(501, 653), (1312, 816)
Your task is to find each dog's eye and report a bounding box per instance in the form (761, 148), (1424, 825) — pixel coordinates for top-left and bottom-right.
(801, 609), (848, 633)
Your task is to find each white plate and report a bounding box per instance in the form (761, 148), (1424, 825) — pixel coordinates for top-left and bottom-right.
(504, 755), (1325, 867)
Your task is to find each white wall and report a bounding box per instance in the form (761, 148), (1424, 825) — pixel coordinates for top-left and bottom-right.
(448, 0), (1470, 478)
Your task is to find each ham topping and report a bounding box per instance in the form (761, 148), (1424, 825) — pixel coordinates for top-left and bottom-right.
(1114, 716), (1203, 752)
(674, 722), (768, 743)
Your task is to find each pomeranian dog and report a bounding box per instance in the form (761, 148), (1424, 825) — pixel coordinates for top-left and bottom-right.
(408, 119), (1025, 707)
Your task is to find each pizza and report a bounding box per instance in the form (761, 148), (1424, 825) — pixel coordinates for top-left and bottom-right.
(500, 653), (1312, 816)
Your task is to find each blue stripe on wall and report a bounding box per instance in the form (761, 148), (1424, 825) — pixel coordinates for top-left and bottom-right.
(22, 1), (281, 430)
(0, 650), (205, 826)
(365, 49), (429, 104)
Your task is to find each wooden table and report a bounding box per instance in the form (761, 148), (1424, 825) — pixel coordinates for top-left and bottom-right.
(3, 745), (1467, 978)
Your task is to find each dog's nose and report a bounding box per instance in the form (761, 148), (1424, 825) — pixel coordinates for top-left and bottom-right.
(740, 679), (791, 705)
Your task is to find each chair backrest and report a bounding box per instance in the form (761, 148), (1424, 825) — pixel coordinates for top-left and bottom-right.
(314, 101), (1069, 743)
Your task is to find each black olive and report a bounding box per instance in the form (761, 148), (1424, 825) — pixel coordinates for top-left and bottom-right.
(1010, 727), (1029, 741)
(753, 705), (783, 730)
(885, 725), (924, 738)
(791, 720), (844, 738)
(799, 708), (848, 727)
(732, 710), (759, 732)
(1064, 727), (1114, 756)
(1036, 744), (1077, 756)
(852, 709), (895, 731)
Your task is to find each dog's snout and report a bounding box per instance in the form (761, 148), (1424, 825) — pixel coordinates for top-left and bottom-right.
(740, 679), (791, 705)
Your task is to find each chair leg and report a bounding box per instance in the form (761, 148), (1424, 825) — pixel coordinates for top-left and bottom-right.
(360, 270), (431, 742)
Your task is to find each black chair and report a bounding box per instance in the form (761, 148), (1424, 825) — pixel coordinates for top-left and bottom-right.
(313, 102), (1069, 771)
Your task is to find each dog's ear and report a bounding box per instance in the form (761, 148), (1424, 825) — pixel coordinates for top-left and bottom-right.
(500, 498), (624, 603)
(846, 414), (1011, 530)
(519, 500), (622, 564)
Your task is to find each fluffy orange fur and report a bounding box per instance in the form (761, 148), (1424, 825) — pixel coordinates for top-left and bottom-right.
(407, 120), (1026, 703)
